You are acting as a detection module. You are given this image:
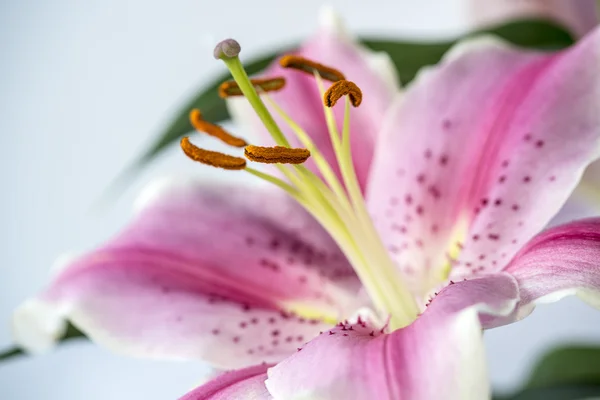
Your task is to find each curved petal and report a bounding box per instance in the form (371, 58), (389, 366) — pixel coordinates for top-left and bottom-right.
(367, 29), (600, 297)
(180, 364), (272, 400)
(430, 273), (519, 329)
(504, 218), (600, 319)
(467, 0), (598, 38)
(227, 7), (398, 191)
(265, 300), (489, 400)
(568, 159), (600, 216)
(13, 177), (360, 368)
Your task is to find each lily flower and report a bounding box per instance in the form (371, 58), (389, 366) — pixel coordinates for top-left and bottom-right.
(467, 0), (598, 38)
(12, 10), (600, 399)
(180, 16), (600, 398)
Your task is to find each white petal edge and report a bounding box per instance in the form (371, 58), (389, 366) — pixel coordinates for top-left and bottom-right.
(515, 288), (600, 320)
(317, 5), (400, 90)
(409, 35), (513, 91)
(12, 299), (67, 354)
(132, 175), (200, 214)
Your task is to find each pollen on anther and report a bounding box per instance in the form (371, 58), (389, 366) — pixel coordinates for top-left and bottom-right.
(218, 77), (285, 98)
(180, 137), (246, 170)
(245, 145), (310, 164)
(189, 109), (247, 147)
(323, 80), (362, 107)
(279, 55), (345, 81)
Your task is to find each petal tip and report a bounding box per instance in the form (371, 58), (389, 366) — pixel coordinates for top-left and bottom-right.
(317, 5), (347, 37)
(442, 34), (512, 65)
(12, 298), (67, 354)
(49, 252), (80, 277)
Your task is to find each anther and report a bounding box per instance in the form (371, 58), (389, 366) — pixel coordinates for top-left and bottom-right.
(324, 80), (362, 107)
(189, 109), (247, 147)
(279, 55), (345, 82)
(213, 38), (241, 60)
(218, 77), (286, 98)
(180, 137), (246, 170)
(244, 145), (311, 164)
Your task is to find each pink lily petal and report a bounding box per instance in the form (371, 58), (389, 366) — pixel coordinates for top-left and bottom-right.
(13, 177), (360, 368)
(184, 274), (518, 399)
(467, 0), (598, 38)
(504, 218), (600, 319)
(265, 297), (490, 399)
(227, 8), (398, 190)
(179, 364), (272, 400)
(367, 28), (600, 296)
(429, 273), (519, 329)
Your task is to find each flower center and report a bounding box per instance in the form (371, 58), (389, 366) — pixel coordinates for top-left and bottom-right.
(183, 38), (420, 329)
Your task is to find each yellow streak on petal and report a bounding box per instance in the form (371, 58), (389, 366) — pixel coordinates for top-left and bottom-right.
(437, 216), (470, 282)
(284, 302), (339, 325)
(573, 178), (600, 211)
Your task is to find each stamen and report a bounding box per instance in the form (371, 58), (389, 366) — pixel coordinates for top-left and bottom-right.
(189, 109), (247, 147)
(324, 80), (362, 107)
(211, 38), (419, 328)
(213, 38), (241, 60)
(244, 145), (310, 164)
(279, 55), (345, 82)
(219, 77), (286, 98)
(180, 137), (246, 170)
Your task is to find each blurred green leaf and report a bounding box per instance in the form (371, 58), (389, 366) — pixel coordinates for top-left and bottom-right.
(494, 385), (600, 400)
(526, 346), (600, 389)
(365, 19), (574, 87)
(115, 19), (572, 189)
(135, 52), (279, 168)
(0, 323), (85, 361)
(493, 345), (600, 400)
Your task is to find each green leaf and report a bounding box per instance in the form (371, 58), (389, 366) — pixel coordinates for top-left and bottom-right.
(526, 346), (600, 389)
(111, 19), (572, 192)
(363, 19), (574, 86)
(0, 323), (85, 361)
(495, 385), (600, 400)
(493, 345), (600, 400)
(136, 52), (280, 167)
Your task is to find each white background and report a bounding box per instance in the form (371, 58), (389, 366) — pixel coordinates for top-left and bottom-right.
(1, 0), (599, 398)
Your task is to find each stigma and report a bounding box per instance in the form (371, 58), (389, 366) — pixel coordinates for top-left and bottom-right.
(180, 38), (421, 329)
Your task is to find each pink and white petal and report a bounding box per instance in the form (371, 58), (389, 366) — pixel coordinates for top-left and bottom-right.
(13, 177), (359, 368)
(428, 273), (519, 329)
(266, 301), (489, 400)
(227, 8), (398, 190)
(368, 29), (600, 297)
(180, 364), (272, 400)
(467, 0), (598, 38)
(504, 218), (600, 319)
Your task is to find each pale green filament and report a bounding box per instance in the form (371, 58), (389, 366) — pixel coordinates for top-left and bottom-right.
(315, 76), (419, 328)
(220, 53), (420, 328)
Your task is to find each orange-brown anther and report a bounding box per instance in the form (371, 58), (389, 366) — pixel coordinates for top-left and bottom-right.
(244, 145), (311, 164)
(324, 80), (362, 108)
(279, 55), (345, 82)
(180, 137), (247, 170)
(218, 77), (286, 98)
(189, 109), (247, 147)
